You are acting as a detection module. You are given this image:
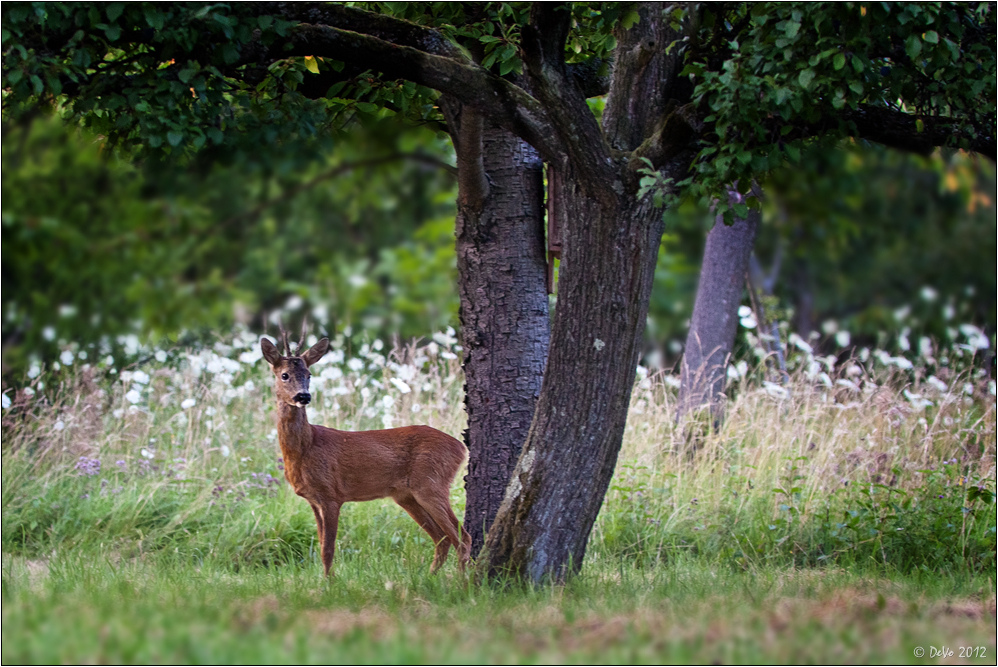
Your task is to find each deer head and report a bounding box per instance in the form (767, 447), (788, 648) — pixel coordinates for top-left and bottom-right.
(261, 323), (330, 408)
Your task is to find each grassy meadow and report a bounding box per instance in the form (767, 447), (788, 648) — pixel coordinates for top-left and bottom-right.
(2, 326), (996, 664)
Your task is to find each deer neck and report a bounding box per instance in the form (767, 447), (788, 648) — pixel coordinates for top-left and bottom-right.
(276, 402), (312, 456)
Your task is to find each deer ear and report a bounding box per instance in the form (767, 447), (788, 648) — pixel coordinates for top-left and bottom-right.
(261, 337), (282, 367)
(302, 337), (330, 367)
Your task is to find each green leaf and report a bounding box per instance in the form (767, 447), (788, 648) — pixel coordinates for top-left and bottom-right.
(166, 131), (184, 147)
(915, 118), (924, 133)
(178, 68), (196, 84)
(783, 21), (800, 38)
(144, 8), (164, 30)
(104, 24), (121, 41)
(833, 53), (846, 70)
(849, 81), (864, 95)
(923, 30), (939, 44)
(106, 2), (125, 22)
(620, 10), (641, 30)
(905, 35), (922, 60)
(798, 68), (815, 89)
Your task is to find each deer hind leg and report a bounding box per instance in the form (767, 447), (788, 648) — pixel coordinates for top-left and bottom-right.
(394, 494), (450, 573)
(319, 501), (341, 577)
(412, 489), (471, 571)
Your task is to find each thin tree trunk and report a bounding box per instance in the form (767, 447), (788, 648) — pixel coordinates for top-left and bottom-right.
(445, 100), (550, 555)
(676, 210), (760, 427)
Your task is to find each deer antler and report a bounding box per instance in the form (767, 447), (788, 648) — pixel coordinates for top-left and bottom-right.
(298, 316), (309, 355)
(278, 321), (291, 357)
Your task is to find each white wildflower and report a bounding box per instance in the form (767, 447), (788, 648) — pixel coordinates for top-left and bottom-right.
(140, 448), (154, 459)
(132, 370), (150, 385)
(788, 332), (812, 354)
(836, 379), (860, 392)
(59, 350), (75, 366)
(891, 356), (913, 370)
(155, 350), (168, 363)
(835, 331), (851, 348)
(125, 389), (142, 405)
(764, 382), (789, 400)
(1, 393), (10, 410)
(959, 324), (990, 350)
(903, 389), (932, 411)
(347, 358), (364, 372)
(53, 420), (65, 431)
(27, 363), (41, 379)
(897, 327), (911, 352)
(389, 377), (412, 394)
(220, 445), (231, 457)
(411, 403), (422, 414)
(381, 395), (395, 409)
(926, 376), (948, 393)
(181, 398), (196, 410)
(920, 286), (938, 302)
(42, 326), (56, 342)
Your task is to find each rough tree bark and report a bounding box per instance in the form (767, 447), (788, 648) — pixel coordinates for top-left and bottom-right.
(480, 4), (693, 581)
(676, 210), (760, 426)
(443, 100), (551, 554)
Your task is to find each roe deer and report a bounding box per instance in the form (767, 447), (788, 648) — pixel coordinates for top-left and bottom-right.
(261, 327), (471, 576)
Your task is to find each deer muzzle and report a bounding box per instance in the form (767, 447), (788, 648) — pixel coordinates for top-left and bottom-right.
(293, 392), (311, 407)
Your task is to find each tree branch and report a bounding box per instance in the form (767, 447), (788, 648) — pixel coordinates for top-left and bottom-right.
(267, 22), (566, 166)
(520, 3), (615, 200)
(843, 105), (996, 159)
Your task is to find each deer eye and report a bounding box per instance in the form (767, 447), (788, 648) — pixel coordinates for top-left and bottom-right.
(281, 373), (290, 381)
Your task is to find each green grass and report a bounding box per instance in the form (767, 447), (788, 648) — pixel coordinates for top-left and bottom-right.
(2, 333), (995, 663)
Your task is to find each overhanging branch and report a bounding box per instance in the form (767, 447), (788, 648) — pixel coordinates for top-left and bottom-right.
(843, 105), (996, 159)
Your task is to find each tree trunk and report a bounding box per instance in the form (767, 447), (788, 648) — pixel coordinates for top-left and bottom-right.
(446, 101), (551, 555)
(477, 2), (689, 583)
(676, 210), (760, 426)
(481, 174), (664, 582)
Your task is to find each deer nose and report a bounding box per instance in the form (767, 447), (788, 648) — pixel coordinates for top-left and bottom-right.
(293, 392), (311, 405)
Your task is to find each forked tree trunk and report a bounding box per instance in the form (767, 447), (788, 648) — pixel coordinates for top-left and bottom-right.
(478, 2), (689, 582)
(676, 210), (760, 426)
(446, 101), (550, 555)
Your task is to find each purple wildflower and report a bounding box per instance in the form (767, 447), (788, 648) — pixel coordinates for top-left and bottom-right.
(74, 456), (101, 477)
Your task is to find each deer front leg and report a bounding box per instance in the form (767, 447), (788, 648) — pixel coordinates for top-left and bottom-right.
(309, 502), (324, 543)
(320, 501), (341, 577)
